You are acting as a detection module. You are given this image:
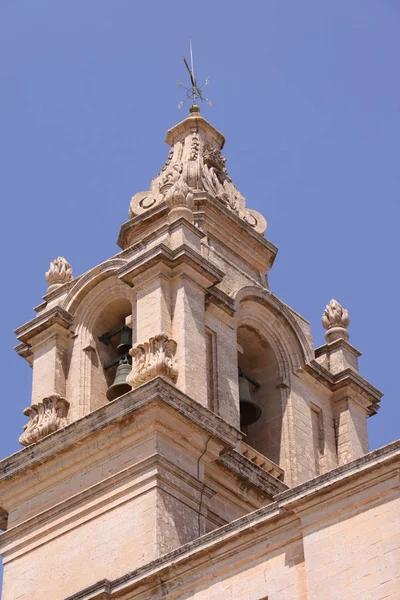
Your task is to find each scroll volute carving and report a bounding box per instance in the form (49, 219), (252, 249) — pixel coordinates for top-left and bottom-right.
(128, 115), (267, 235)
(19, 395), (70, 446)
(127, 334), (178, 388)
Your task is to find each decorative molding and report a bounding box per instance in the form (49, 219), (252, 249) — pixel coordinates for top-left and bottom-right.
(165, 179), (194, 210)
(322, 299), (350, 343)
(62, 440), (400, 600)
(127, 113), (267, 235)
(45, 257), (73, 293)
(0, 379), (242, 488)
(127, 335), (178, 388)
(14, 306), (73, 345)
(19, 395), (70, 446)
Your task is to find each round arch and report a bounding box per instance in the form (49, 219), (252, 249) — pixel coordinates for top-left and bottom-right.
(234, 286), (314, 373)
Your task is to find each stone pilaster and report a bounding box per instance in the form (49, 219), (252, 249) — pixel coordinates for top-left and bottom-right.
(14, 307), (73, 405)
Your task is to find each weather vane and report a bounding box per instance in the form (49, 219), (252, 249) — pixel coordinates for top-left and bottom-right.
(178, 40), (211, 110)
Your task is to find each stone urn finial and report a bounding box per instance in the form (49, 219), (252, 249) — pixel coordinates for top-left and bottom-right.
(45, 257), (73, 293)
(322, 299), (350, 343)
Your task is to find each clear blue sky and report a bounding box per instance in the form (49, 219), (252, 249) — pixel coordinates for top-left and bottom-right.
(0, 0), (399, 586)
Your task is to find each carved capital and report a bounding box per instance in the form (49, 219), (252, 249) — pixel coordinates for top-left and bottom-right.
(45, 257), (73, 293)
(322, 299), (350, 343)
(127, 334), (178, 388)
(19, 395), (70, 446)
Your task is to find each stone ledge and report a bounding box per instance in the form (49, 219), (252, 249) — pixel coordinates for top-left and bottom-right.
(62, 438), (400, 600)
(205, 286), (235, 316)
(239, 441), (284, 479)
(0, 454), (215, 557)
(219, 450), (287, 497)
(118, 243), (225, 288)
(117, 202), (169, 250)
(0, 378), (242, 486)
(14, 306), (73, 345)
(315, 338), (362, 359)
(305, 360), (382, 414)
(276, 438), (400, 508)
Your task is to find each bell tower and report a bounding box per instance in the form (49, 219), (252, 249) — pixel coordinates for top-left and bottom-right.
(0, 105), (382, 600)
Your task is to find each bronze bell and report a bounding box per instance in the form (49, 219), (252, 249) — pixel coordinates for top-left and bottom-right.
(239, 372), (262, 427)
(117, 325), (132, 355)
(106, 360), (132, 402)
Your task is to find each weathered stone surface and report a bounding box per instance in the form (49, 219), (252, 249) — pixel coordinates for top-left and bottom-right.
(127, 334), (178, 387)
(3, 108), (394, 600)
(61, 441), (400, 600)
(322, 298), (350, 343)
(45, 256), (73, 293)
(19, 394), (69, 446)
(127, 111), (267, 235)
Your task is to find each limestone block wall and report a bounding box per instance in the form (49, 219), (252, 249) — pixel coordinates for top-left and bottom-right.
(334, 397), (370, 465)
(83, 444), (399, 600)
(300, 469), (400, 599)
(205, 305), (239, 428)
(289, 374), (338, 485)
(2, 489), (158, 600)
(172, 277), (208, 406)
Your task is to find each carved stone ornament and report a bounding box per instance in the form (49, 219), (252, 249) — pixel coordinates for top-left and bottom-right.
(165, 179), (194, 210)
(19, 394), (70, 446)
(322, 299), (350, 343)
(45, 256), (73, 293)
(128, 113), (267, 234)
(127, 334), (178, 388)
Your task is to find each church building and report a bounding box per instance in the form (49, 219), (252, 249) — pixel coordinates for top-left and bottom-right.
(0, 103), (398, 599)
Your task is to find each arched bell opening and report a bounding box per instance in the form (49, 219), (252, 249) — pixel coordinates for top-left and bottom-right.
(237, 325), (283, 466)
(92, 298), (133, 405)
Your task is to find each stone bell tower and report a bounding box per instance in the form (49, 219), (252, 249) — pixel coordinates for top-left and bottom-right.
(0, 105), (387, 600)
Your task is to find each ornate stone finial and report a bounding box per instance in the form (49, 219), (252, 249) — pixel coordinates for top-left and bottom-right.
(322, 299), (350, 343)
(19, 395), (70, 446)
(127, 334), (178, 388)
(126, 85), (267, 236)
(165, 179), (194, 223)
(45, 257), (73, 293)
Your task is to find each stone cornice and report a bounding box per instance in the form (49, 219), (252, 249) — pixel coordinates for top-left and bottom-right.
(304, 360), (382, 414)
(219, 450), (287, 497)
(62, 439), (400, 600)
(315, 338), (362, 359)
(194, 192), (278, 264)
(117, 203), (169, 250)
(0, 378), (242, 486)
(165, 113), (226, 149)
(14, 306), (73, 346)
(205, 286), (235, 316)
(14, 342), (33, 363)
(0, 454), (215, 555)
(118, 243), (225, 288)
(276, 438), (400, 508)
